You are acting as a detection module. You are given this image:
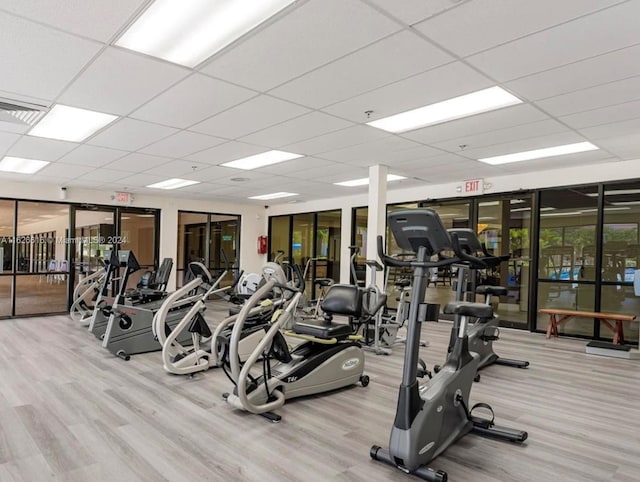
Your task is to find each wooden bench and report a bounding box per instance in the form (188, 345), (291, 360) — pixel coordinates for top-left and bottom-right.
(539, 308), (636, 345)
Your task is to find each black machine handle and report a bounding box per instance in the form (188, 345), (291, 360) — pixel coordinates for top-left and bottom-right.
(292, 262), (306, 293)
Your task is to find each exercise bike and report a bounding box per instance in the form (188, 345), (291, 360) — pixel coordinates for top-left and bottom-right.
(222, 262), (368, 422)
(370, 209), (527, 481)
(446, 228), (530, 372)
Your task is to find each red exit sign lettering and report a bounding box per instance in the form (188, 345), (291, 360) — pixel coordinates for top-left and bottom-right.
(463, 179), (483, 194)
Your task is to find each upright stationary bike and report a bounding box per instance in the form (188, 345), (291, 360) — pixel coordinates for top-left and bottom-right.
(370, 209), (527, 481)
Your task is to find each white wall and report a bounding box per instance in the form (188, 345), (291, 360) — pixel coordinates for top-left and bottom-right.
(2, 181), (267, 290)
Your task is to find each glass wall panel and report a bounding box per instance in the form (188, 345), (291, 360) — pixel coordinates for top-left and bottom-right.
(292, 213), (314, 294)
(74, 209), (115, 275)
(15, 274), (68, 315)
(537, 186), (598, 336)
(209, 215), (240, 286)
(352, 207), (367, 285)
(177, 212), (208, 286)
(0, 200), (15, 274)
(120, 211), (157, 289)
(269, 216), (290, 263)
(601, 182), (640, 345)
(0, 276), (11, 317)
(315, 210), (341, 298)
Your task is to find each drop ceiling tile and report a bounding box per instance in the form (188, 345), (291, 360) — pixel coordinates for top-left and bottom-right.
(314, 166), (371, 184)
(401, 104), (548, 145)
(25, 174), (72, 185)
(270, 31), (453, 108)
(458, 131), (588, 161)
(0, 131), (20, 155)
(431, 119), (570, 153)
(104, 153), (171, 173)
(88, 118), (178, 151)
(598, 134), (640, 159)
(131, 74), (256, 129)
(258, 156), (338, 176)
(146, 160), (204, 178)
(0, 120), (31, 135)
(0, 0), (147, 42)
(319, 136), (432, 164)
(191, 165), (244, 182)
(239, 112), (353, 148)
(393, 152), (476, 172)
(0, 11), (102, 100)
(560, 101), (640, 129)
(184, 141), (266, 166)
(417, 0), (625, 57)
(499, 150), (614, 173)
(200, 0), (401, 91)
(579, 117), (640, 141)
(366, 0), (471, 25)
(59, 47), (190, 116)
(283, 125), (390, 156)
(535, 76), (640, 117)
(323, 61), (493, 123)
(37, 162), (94, 179)
(7, 136), (79, 161)
(505, 44), (640, 101)
(58, 145), (128, 167)
(76, 168), (130, 182)
(139, 131), (226, 158)
(113, 172), (167, 189)
(466, 1), (640, 81)
(190, 95), (310, 139)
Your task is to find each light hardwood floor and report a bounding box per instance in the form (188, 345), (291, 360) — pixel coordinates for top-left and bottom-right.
(0, 305), (639, 482)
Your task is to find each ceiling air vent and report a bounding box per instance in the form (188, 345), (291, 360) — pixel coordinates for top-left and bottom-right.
(0, 98), (48, 126)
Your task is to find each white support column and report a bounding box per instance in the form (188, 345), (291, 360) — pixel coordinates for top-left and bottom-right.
(367, 165), (387, 288)
(340, 206), (352, 284)
(159, 206), (179, 291)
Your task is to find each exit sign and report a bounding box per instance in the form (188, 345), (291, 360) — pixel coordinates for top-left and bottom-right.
(462, 179), (483, 195)
(113, 191), (133, 204)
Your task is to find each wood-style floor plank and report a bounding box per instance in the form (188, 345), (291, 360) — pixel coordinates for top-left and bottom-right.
(0, 309), (638, 481)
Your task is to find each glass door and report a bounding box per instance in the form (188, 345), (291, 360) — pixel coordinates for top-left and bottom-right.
(119, 209), (158, 289)
(292, 213), (314, 295)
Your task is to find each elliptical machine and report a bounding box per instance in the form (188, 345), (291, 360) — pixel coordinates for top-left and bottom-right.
(447, 228), (530, 372)
(370, 209), (527, 481)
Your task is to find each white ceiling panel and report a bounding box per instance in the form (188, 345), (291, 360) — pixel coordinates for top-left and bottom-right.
(190, 165), (244, 183)
(239, 112), (353, 148)
(579, 117), (640, 141)
(0, 131), (19, 156)
(75, 168), (130, 182)
(88, 118), (178, 151)
(37, 162), (94, 179)
(0, 0), (147, 42)
(131, 74), (256, 129)
(200, 0), (400, 91)
(505, 44), (640, 101)
(59, 47), (189, 116)
(431, 119), (571, 153)
(312, 166), (371, 184)
(457, 131), (589, 161)
(270, 31), (453, 108)
(0, 11), (102, 100)
(402, 104), (548, 145)
(280, 161), (349, 180)
(104, 152), (171, 173)
(257, 156), (338, 176)
(365, 0), (471, 25)
(499, 150), (614, 173)
(319, 136), (436, 164)
(190, 95), (309, 140)
(113, 172), (167, 189)
(535, 76), (640, 117)
(58, 145), (128, 167)
(7, 136), (79, 161)
(184, 141), (266, 166)
(560, 101), (640, 130)
(146, 160), (204, 178)
(140, 131), (226, 158)
(0, 120), (31, 135)
(467, 1), (640, 82)
(417, 0), (625, 57)
(394, 152), (471, 171)
(283, 125), (390, 156)
(597, 133), (640, 159)
(323, 61), (493, 123)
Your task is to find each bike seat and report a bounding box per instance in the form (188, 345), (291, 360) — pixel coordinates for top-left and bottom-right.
(476, 285), (508, 297)
(293, 319), (353, 339)
(443, 301), (493, 319)
(394, 279), (411, 288)
(314, 278), (334, 288)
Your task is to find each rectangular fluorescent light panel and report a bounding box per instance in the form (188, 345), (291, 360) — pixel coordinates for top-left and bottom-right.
(29, 105), (117, 142)
(146, 178), (200, 189)
(478, 141), (598, 165)
(222, 150), (302, 170)
(116, 0), (296, 67)
(367, 86), (522, 133)
(0, 156), (49, 174)
(249, 192), (298, 200)
(334, 174), (407, 187)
